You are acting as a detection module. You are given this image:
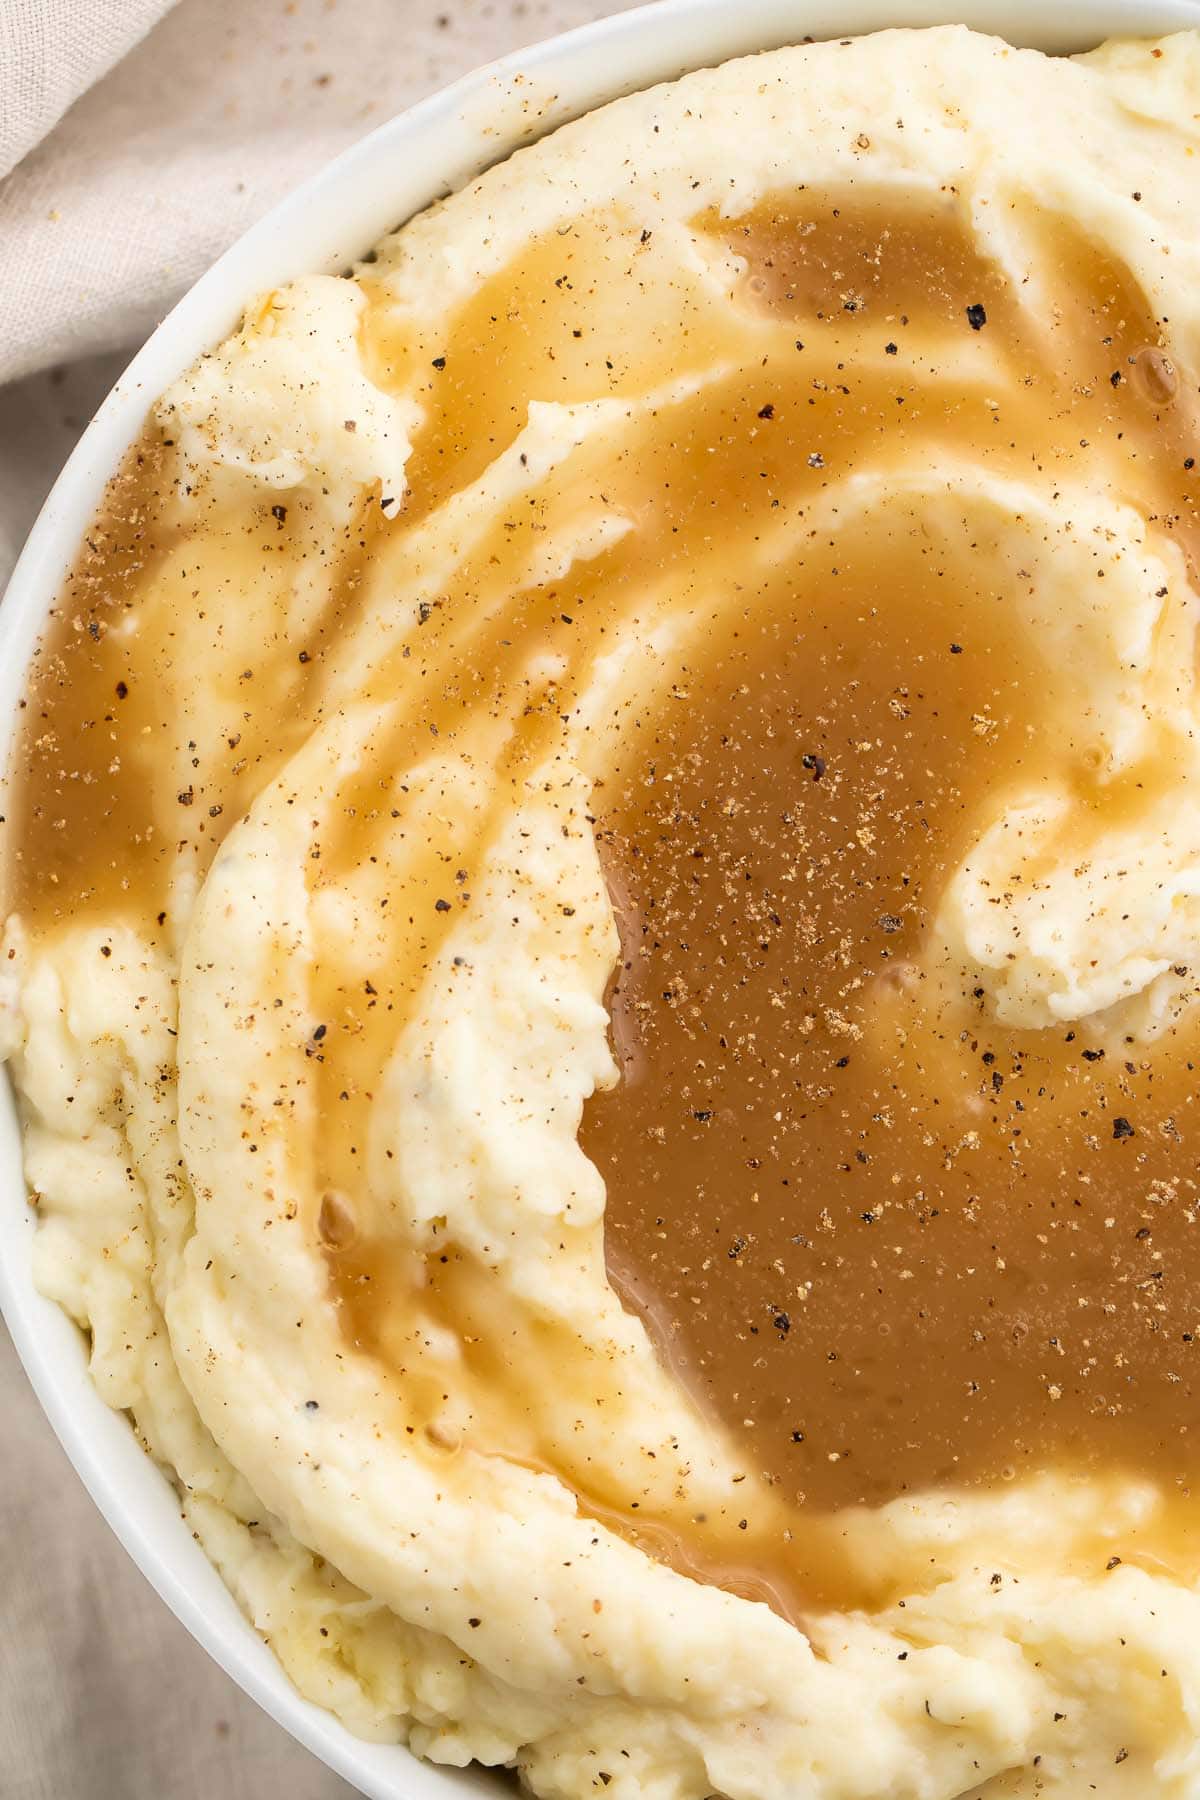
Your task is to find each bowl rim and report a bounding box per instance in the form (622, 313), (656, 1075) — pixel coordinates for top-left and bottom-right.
(4, 0), (1200, 1793)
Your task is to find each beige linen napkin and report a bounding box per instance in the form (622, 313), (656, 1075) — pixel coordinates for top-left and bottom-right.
(0, 1), (623, 1793)
(0, 0), (171, 183)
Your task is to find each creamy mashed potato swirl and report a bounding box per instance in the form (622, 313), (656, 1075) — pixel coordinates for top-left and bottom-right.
(5, 26), (1200, 1800)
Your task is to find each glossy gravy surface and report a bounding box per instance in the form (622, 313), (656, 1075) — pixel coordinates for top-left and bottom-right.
(584, 557), (1200, 1511)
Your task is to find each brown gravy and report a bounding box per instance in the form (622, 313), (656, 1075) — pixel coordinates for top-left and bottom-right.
(582, 197), (1200, 1512)
(583, 554), (1200, 1512)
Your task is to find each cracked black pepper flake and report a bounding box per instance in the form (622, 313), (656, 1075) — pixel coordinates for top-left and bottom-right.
(757, 403), (775, 419)
(728, 1235), (748, 1259)
(949, 642), (963, 654)
(693, 1108), (713, 1122)
(435, 898), (452, 912)
(271, 503), (287, 522)
(177, 786), (194, 806)
(115, 680), (128, 698)
(312, 1024), (327, 1041)
(431, 356), (446, 369)
(305, 1399), (319, 1411)
(966, 302), (987, 330)
(884, 341), (898, 354)
(802, 752), (826, 780)
(1112, 1116), (1135, 1140)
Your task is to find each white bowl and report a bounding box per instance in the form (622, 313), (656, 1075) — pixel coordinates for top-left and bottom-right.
(3, 0), (1200, 1792)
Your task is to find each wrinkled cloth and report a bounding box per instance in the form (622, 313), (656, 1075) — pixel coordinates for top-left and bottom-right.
(0, 0), (169, 183)
(0, 1), (618, 1793)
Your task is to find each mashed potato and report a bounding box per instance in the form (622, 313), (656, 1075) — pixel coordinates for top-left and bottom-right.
(4, 25), (1200, 1799)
